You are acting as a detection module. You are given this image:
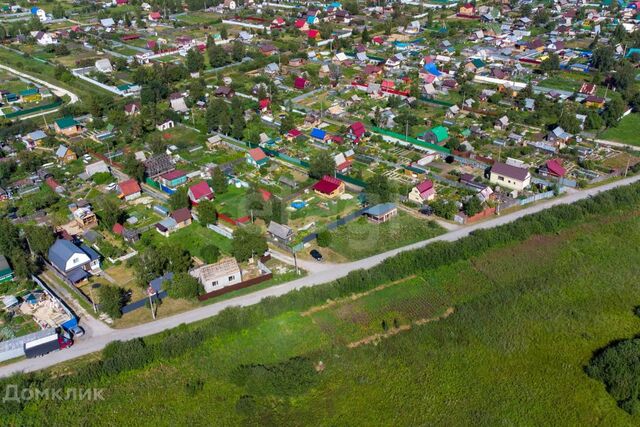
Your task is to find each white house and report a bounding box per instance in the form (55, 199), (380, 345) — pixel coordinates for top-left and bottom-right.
(156, 120), (175, 131)
(489, 161), (531, 192)
(190, 258), (242, 293)
(48, 239), (100, 283)
(33, 31), (56, 46)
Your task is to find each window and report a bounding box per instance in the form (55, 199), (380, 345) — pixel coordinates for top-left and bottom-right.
(228, 275), (235, 281)
(497, 176), (504, 181)
(211, 280), (218, 287)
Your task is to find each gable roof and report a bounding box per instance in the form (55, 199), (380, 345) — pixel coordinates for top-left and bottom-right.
(118, 179), (141, 196)
(313, 175), (343, 194)
(268, 221), (294, 240)
(248, 147), (267, 162)
(171, 207), (191, 223)
(55, 116), (78, 129)
(310, 128), (326, 140)
(429, 126), (449, 142)
(545, 159), (566, 177)
(55, 144), (69, 158)
(48, 239), (87, 272)
(491, 161), (530, 181)
(188, 181), (213, 201)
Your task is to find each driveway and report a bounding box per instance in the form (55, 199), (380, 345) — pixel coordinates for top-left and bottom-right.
(1, 174), (638, 378)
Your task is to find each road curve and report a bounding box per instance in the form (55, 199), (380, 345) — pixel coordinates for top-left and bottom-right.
(0, 63), (80, 104)
(1, 174), (639, 378)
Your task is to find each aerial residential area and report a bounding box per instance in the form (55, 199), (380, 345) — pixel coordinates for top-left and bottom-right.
(0, 0), (640, 424)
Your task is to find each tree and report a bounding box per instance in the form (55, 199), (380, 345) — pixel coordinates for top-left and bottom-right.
(280, 114), (295, 134)
(167, 273), (200, 299)
(169, 187), (190, 210)
(559, 111), (582, 135)
(185, 48), (204, 73)
(612, 62), (636, 92)
(0, 26), (6, 40)
(430, 199), (457, 220)
(210, 166), (228, 194)
(206, 98), (226, 131)
(24, 225), (55, 257)
(316, 230), (332, 247)
(270, 197), (287, 225)
(463, 196), (483, 216)
(366, 174), (394, 204)
(164, 245), (192, 273)
(200, 244), (220, 264)
(52, 3), (65, 19)
(231, 110), (246, 140)
(0, 218), (22, 256)
(98, 285), (125, 319)
(308, 151), (336, 179)
(208, 45), (228, 68)
(220, 25), (228, 40)
(585, 110), (604, 131)
(197, 200), (218, 226)
(122, 153), (145, 182)
(592, 46), (615, 72)
(540, 53), (560, 73)
(98, 197), (125, 230)
(231, 41), (245, 62)
(231, 224), (268, 262)
(602, 96), (626, 127)
(361, 26), (370, 44)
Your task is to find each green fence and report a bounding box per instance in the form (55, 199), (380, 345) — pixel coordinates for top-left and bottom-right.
(145, 177), (160, 188)
(370, 127), (451, 154)
(420, 97), (454, 107)
(3, 99), (63, 119)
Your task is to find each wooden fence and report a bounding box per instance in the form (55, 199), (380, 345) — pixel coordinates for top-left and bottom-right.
(197, 273), (273, 301)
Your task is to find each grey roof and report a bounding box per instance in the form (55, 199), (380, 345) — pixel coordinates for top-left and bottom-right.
(150, 272), (173, 292)
(48, 239), (85, 272)
(26, 130), (46, 140)
(365, 203), (397, 216)
(268, 221), (294, 240)
(0, 255), (10, 272)
(55, 145), (68, 158)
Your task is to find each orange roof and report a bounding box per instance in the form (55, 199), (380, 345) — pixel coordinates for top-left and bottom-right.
(119, 179), (141, 196)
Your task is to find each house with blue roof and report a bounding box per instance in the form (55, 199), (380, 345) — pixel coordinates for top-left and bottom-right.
(48, 239), (101, 283)
(310, 128), (327, 141)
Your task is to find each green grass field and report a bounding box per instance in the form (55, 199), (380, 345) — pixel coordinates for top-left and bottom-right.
(327, 212), (444, 260)
(601, 113), (640, 146)
(4, 197), (640, 425)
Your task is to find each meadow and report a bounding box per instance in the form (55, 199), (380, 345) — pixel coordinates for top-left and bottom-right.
(2, 185), (640, 425)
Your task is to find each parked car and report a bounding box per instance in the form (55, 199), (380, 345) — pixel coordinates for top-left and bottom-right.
(310, 249), (323, 262)
(69, 326), (84, 338)
(419, 206), (434, 216)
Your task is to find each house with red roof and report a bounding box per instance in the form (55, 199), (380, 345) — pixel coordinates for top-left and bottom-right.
(260, 188), (272, 202)
(246, 147), (269, 168)
(542, 159), (566, 178)
(294, 77), (309, 90)
(148, 11), (161, 21)
(117, 179), (141, 201)
(307, 29), (320, 39)
(271, 17), (286, 29)
(458, 2), (476, 16)
(188, 181), (214, 205)
(346, 121), (366, 143)
(372, 36), (384, 45)
(312, 175), (345, 198)
(285, 128), (304, 141)
(408, 179), (436, 204)
(158, 169), (187, 189)
(258, 98), (271, 112)
(45, 177), (65, 194)
(294, 19), (309, 31)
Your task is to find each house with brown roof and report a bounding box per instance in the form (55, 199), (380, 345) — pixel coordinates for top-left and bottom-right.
(117, 179), (141, 201)
(190, 257), (242, 293)
(312, 176), (345, 198)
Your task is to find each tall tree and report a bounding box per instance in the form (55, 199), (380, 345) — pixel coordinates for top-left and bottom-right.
(24, 225), (55, 257)
(309, 151), (336, 179)
(197, 200), (218, 226)
(169, 187), (190, 210)
(231, 224), (268, 262)
(210, 166), (228, 194)
(185, 48), (205, 73)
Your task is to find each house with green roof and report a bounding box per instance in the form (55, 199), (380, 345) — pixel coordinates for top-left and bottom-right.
(421, 126), (449, 145)
(54, 116), (83, 136)
(19, 88), (41, 103)
(0, 255), (14, 284)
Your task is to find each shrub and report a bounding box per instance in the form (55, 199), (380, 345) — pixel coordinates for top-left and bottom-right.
(316, 230), (332, 247)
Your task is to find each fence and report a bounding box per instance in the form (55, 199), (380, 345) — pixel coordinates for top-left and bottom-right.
(217, 212), (237, 226)
(370, 127), (451, 154)
(106, 250), (138, 264)
(3, 99), (63, 119)
(299, 207), (367, 245)
(518, 189), (565, 206)
(120, 291), (168, 314)
(207, 223), (233, 239)
(197, 273), (273, 301)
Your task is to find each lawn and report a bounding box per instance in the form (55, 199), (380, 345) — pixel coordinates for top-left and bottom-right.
(215, 185), (249, 219)
(601, 113), (640, 146)
(327, 211), (444, 260)
(142, 221), (233, 257)
(6, 195), (640, 425)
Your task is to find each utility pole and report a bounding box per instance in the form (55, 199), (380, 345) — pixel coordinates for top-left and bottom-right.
(293, 250), (300, 275)
(147, 287), (156, 320)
